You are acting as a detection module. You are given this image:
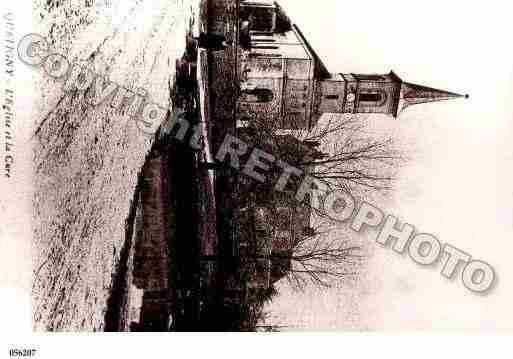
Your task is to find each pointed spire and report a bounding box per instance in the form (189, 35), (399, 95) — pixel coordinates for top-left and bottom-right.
(398, 81), (468, 114)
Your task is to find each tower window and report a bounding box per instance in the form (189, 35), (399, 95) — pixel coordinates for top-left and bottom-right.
(358, 91), (388, 106)
(359, 93), (382, 102)
(325, 95), (339, 100)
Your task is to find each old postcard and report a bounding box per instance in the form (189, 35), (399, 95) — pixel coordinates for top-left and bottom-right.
(0, 0), (512, 349)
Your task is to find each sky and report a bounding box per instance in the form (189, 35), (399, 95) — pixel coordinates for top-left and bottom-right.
(267, 0), (513, 330)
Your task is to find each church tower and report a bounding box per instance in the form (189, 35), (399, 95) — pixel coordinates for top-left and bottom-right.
(313, 71), (468, 120)
(235, 0), (468, 130)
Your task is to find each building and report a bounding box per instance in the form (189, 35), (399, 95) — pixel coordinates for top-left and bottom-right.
(237, 0), (468, 130)
(237, 191), (312, 290)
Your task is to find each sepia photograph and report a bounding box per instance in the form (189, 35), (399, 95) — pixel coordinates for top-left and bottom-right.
(0, 0), (512, 354)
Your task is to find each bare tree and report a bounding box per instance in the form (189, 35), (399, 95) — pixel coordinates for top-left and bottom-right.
(239, 205), (362, 291)
(237, 113), (404, 206)
(234, 113), (401, 292)
(270, 228), (362, 290)
(274, 114), (402, 194)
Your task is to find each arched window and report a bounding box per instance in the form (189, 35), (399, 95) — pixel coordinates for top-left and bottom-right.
(359, 93), (382, 102)
(358, 91), (387, 106)
(325, 95), (339, 100)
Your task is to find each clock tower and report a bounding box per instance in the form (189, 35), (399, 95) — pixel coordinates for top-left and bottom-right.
(313, 71), (468, 121)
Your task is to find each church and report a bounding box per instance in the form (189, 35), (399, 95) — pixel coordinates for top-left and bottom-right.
(237, 0), (468, 130)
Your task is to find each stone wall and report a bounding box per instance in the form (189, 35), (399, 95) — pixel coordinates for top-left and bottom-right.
(133, 156), (169, 291)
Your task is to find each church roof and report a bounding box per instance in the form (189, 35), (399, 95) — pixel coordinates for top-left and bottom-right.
(399, 81), (469, 115)
(292, 24), (332, 80)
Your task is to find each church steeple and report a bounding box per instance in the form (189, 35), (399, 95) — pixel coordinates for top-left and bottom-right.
(313, 71), (468, 120)
(397, 81), (469, 116)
